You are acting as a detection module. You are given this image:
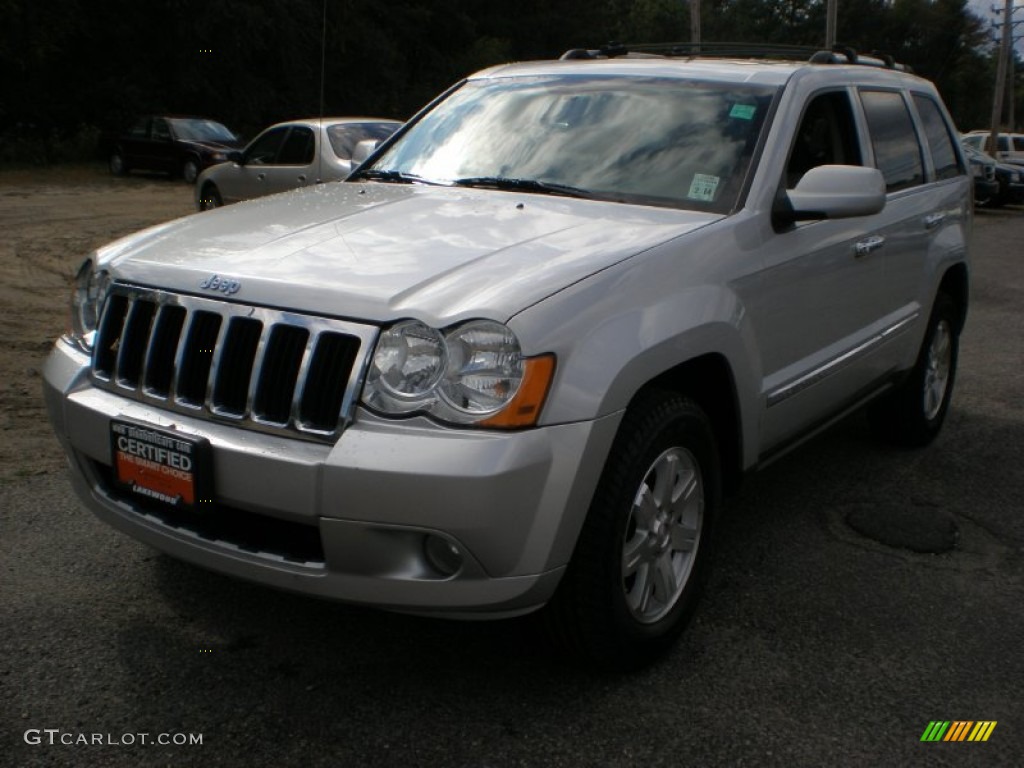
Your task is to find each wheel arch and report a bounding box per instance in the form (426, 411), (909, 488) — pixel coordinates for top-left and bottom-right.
(937, 261), (969, 335)
(637, 353), (744, 497)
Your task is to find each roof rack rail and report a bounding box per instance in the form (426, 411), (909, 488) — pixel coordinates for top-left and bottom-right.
(559, 42), (912, 72)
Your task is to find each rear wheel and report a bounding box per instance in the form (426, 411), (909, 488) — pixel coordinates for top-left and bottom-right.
(546, 391), (719, 670)
(868, 293), (958, 447)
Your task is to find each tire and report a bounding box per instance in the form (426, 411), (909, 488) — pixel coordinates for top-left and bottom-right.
(198, 184), (222, 211)
(868, 292), (958, 447)
(546, 391), (719, 670)
(182, 157), (200, 184)
(109, 150), (128, 176)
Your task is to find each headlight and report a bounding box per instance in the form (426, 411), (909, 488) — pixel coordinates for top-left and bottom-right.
(368, 321), (446, 410)
(68, 258), (110, 352)
(363, 319), (554, 428)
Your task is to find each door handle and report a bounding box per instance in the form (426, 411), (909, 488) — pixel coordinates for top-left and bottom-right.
(924, 212), (946, 230)
(854, 235), (885, 258)
(297, 175), (307, 183)
(257, 173), (266, 181)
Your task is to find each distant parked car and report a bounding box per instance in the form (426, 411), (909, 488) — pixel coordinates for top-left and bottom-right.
(962, 143), (1023, 207)
(195, 118), (401, 210)
(961, 130), (1024, 166)
(991, 160), (1024, 208)
(962, 144), (1000, 207)
(108, 116), (242, 183)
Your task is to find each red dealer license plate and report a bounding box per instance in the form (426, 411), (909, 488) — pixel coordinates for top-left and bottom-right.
(110, 420), (212, 511)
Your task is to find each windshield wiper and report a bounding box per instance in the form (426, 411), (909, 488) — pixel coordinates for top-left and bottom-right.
(452, 176), (594, 199)
(349, 168), (435, 185)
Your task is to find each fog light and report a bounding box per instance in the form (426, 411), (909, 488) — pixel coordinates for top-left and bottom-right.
(423, 534), (463, 577)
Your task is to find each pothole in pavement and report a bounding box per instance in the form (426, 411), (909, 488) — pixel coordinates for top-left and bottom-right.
(827, 500), (1012, 569)
(844, 501), (958, 554)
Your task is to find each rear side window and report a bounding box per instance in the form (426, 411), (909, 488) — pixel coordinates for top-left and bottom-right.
(129, 119), (149, 139)
(1014, 136), (1024, 151)
(859, 90), (924, 192)
(152, 119), (171, 141)
(912, 95), (961, 181)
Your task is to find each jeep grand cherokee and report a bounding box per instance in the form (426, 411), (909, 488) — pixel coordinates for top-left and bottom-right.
(44, 46), (970, 669)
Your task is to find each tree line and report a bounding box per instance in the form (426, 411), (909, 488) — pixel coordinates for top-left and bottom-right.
(0, 0), (1018, 163)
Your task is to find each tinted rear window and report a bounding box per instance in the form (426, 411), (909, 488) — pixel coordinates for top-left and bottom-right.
(860, 90), (924, 192)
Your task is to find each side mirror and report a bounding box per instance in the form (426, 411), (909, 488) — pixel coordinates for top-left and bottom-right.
(227, 150), (244, 165)
(349, 139), (380, 167)
(775, 165), (886, 226)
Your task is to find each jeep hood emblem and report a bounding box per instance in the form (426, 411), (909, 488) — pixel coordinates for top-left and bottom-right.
(199, 274), (240, 295)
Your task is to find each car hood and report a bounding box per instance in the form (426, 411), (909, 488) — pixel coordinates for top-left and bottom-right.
(181, 139), (240, 153)
(97, 182), (720, 326)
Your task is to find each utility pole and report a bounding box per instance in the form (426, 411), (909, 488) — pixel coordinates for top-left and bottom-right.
(826, 0), (838, 48)
(989, 1), (1022, 145)
(690, 0), (701, 52)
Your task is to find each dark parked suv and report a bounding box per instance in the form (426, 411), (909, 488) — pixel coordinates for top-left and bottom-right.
(107, 116), (242, 183)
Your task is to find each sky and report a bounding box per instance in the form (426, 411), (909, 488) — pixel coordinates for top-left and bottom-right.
(967, 0), (1024, 55)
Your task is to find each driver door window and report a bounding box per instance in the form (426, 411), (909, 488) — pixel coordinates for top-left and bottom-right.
(245, 127), (289, 165)
(785, 91), (861, 188)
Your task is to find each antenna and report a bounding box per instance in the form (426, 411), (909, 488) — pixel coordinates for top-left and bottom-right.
(317, 0), (328, 184)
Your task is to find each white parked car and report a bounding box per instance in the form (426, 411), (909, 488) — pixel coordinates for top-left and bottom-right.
(46, 46), (970, 669)
(195, 117), (401, 210)
(961, 130), (1024, 165)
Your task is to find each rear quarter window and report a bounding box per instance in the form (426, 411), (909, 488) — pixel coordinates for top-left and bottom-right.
(912, 94), (961, 181)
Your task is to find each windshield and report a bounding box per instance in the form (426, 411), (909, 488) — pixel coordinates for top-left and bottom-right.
(368, 75), (777, 212)
(327, 122), (400, 159)
(169, 118), (237, 144)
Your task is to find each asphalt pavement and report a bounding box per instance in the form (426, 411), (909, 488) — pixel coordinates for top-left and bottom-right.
(2, 208), (1022, 767)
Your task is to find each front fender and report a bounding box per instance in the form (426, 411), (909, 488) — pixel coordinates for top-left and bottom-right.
(510, 246), (763, 471)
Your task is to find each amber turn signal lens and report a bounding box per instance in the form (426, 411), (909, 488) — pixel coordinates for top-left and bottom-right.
(480, 354), (555, 428)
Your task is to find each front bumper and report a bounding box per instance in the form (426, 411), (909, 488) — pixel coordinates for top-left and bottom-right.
(1000, 180), (1024, 206)
(972, 178), (999, 202)
(43, 340), (620, 618)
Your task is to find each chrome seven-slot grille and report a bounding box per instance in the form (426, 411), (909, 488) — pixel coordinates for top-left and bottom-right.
(91, 284), (378, 441)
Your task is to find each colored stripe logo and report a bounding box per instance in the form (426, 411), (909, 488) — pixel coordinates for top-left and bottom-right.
(920, 721), (997, 742)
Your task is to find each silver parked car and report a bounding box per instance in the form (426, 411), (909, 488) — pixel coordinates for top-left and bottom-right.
(45, 47), (970, 669)
(195, 117), (401, 210)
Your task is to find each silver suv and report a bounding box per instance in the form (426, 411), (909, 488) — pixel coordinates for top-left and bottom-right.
(44, 46), (970, 669)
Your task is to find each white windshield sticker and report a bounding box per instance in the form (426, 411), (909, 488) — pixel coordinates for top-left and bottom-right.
(688, 174), (720, 202)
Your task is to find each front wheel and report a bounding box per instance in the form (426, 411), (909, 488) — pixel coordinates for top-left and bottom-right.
(197, 184), (222, 211)
(182, 157), (200, 184)
(109, 150), (128, 176)
(546, 392), (719, 670)
(868, 292), (959, 447)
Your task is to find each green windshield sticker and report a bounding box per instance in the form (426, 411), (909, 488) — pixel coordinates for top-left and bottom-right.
(730, 104), (757, 120)
(688, 174), (720, 202)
